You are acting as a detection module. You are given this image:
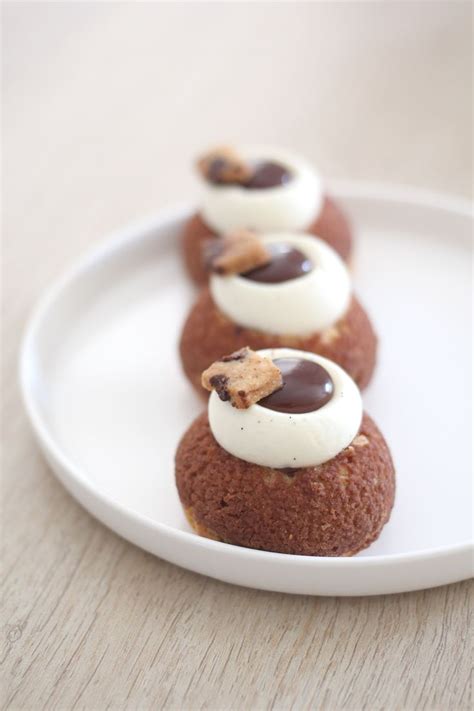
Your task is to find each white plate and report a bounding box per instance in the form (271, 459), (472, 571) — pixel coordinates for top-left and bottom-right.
(20, 184), (473, 596)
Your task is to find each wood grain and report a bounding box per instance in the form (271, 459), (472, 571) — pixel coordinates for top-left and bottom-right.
(2, 3), (472, 710)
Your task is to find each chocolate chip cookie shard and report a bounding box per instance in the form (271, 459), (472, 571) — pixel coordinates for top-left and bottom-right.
(197, 146), (252, 185)
(207, 230), (271, 276)
(201, 347), (283, 409)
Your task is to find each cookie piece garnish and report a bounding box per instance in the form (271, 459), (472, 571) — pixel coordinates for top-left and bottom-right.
(206, 230), (271, 276)
(197, 146), (252, 185)
(201, 347), (283, 409)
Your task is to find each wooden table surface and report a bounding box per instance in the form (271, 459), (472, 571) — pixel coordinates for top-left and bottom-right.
(2, 3), (472, 709)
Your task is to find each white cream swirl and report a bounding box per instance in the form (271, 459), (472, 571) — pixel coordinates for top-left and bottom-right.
(210, 233), (351, 336)
(208, 349), (363, 468)
(200, 146), (323, 234)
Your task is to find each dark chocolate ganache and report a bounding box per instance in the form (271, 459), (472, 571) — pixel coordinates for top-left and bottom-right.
(245, 161), (292, 189)
(259, 358), (334, 414)
(242, 243), (312, 284)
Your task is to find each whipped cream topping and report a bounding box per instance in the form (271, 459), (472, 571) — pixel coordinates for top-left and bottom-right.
(208, 349), (363, 469)
(210, 233), (351, 336)
(200, 146), (323, 234)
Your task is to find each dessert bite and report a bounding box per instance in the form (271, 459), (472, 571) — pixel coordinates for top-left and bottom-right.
(182, 145), (352, 284)
(179, 231), (377, 393)
(175, 348), (395, 556)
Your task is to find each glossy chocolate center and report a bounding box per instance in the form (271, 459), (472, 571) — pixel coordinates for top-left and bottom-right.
(259, 358), (334, 414)
(242, 243), (312, 283)
(245, 161), (292, 189)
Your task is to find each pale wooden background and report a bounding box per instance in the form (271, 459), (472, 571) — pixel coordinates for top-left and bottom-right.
(2, 2), (472, 710)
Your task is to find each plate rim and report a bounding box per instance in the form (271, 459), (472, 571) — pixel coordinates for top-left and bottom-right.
(19, 182), (474, 573)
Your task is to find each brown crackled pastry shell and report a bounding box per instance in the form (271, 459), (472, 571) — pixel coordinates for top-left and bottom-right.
(182, 194), (352, 285)
(179, 290), (377, 392)
(175, 413), (395, 556)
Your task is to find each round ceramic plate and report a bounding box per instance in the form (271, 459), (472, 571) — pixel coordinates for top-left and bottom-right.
(20, 183), (473, 596)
